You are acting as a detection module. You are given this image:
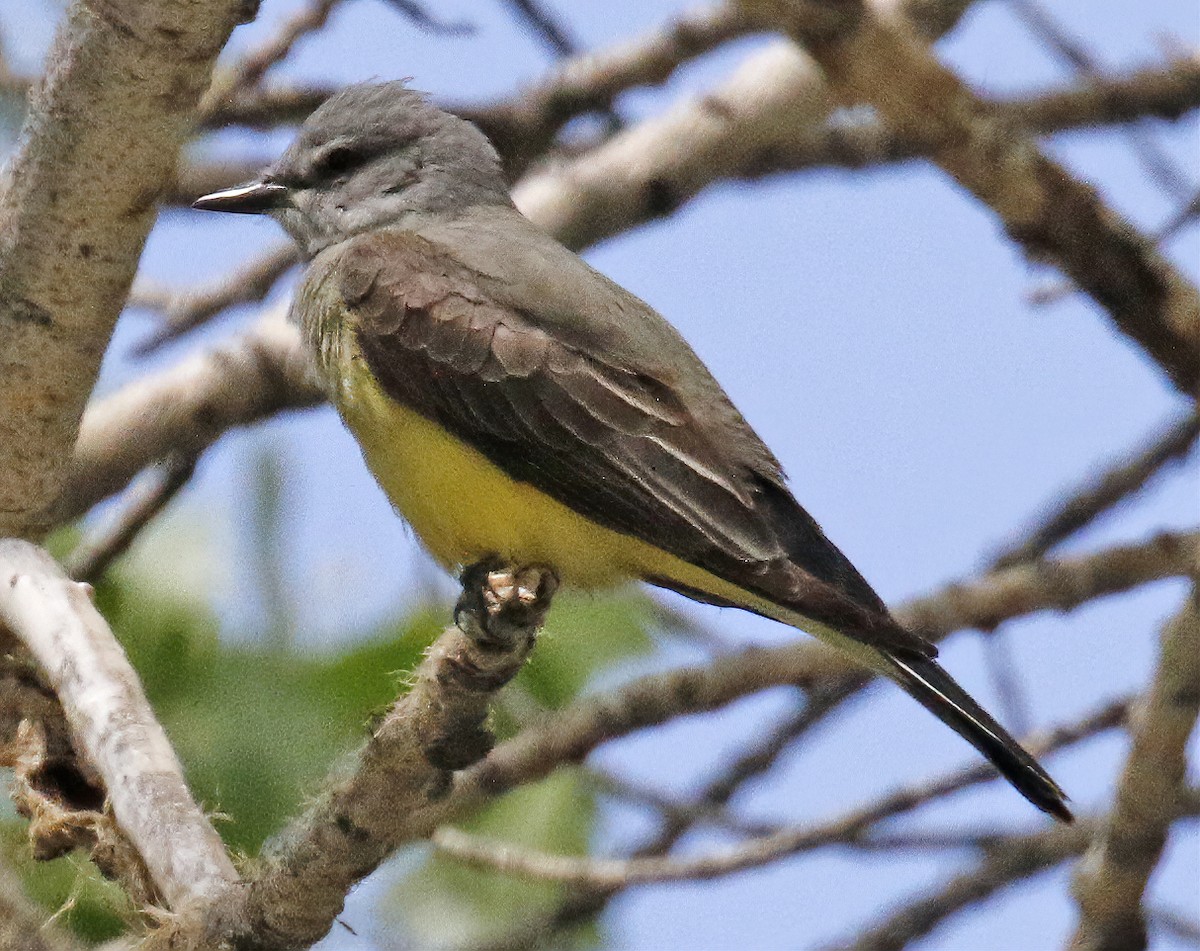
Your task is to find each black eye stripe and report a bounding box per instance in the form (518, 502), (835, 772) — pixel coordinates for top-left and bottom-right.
(313, 144), (370, 178)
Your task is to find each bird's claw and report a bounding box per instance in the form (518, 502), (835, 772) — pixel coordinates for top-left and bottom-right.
(456, 558), (558, 646)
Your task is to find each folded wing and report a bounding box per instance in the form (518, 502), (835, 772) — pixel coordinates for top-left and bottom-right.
(325, 229), (932, 660)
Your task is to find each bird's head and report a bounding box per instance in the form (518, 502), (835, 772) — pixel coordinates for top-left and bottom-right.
(194, 82), (511, 255)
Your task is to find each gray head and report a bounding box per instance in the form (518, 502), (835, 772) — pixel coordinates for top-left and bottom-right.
(193, 82), (511, 255)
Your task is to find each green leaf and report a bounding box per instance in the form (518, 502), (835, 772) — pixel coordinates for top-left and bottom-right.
(0, 822), (132, 943)
(517, 589), (656, 710)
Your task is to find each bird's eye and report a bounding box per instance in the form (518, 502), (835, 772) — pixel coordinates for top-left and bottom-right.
(312, 144), (367, 179)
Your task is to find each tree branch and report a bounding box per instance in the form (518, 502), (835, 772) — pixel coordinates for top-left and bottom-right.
(211, 0), (343, 96)
(450, 532), (1194, 816)
(990, 407), (1200, 570)
(739, 0), (1200, 393)
(59, 316), (323, 527)
(836, 791), (1200, 951)
(0, 541), (238, 910)
(432, 698), (1127, 887)
(62, 453), (197, 583)
(127, 243), (299, 357)
(1069, 578), (1200, 951)
(141, 564), (557, 950)
(0, 0), (252, 538)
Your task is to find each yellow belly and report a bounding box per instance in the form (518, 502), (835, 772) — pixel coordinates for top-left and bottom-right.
(332, 355), (887, 673)
(336, 359), (721, 589)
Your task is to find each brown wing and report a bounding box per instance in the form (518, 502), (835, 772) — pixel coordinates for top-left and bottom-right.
(332, 229), (933, 660)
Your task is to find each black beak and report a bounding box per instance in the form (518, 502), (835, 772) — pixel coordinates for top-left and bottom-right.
(192, 181), (292, 214)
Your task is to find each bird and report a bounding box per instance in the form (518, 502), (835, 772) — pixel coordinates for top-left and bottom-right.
(193, 81), (1071, 822)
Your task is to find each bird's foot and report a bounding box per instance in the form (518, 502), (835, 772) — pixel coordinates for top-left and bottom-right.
(455, 557), (559, 648)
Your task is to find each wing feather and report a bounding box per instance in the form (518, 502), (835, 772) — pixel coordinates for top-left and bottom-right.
(324, 230), (933, 660)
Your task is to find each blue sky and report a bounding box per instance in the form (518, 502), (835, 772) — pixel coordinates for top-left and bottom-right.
(6, 1), (1199, 948)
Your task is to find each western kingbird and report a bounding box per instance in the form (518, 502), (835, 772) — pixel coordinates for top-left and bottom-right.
(195, 82), (1070, 821)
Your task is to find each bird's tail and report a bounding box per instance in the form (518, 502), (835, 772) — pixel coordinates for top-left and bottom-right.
(883, 653), (1072, 822)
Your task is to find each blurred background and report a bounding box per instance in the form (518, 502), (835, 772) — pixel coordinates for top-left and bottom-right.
(1, 1), (1197, 948)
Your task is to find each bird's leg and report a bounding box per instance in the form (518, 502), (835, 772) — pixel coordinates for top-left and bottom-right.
(455, 556), (559, 649)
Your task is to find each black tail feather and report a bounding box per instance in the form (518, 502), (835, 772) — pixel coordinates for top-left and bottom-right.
(884, 654), (1073, 822)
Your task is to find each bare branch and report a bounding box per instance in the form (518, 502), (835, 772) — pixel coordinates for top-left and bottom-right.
(1003, 54), (1200, 137)
(0, 541), (238, 909)
(990, 408), (1200, 570)
(585, 769), (776, 838)
(739, 0), (1200, 394)
(842, 824), (1091, 951)
(1069, 580), (1200, 951)
(1006, 0), (1194, 201)
(432, 699), (1127, 887)
(59, 316), (323, 526)
(500, 0), (582, 58)
(63, 454), (197, 583)
(896, 531), (1197, 638)
(1150, 905), (1200, 945)
(142, 564), (557, 950)
(454, 533), (1194, 813)
(0, 0), (251, 538)
(213, 0), (343, 95)
(128, 244), (299, 357)
(376, 0), (473, 36)
(838, 790), (1200, 951)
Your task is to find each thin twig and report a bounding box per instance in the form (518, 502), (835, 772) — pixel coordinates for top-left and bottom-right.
(840, 824), (1091, 951)
(432, 700), (1129, 888)
(837, 789), (1200, 951)
(377, 0), (472, 36)
(586, 769), (777, 837)
(1150, 905), (1200, 945)
(500, 0), (580, 57)
(63, 454), (197, 583)
(217, 0), (343, 94)
(128, 243), (299, 357)
(990, 407), (1200, 570)
(980, 626), (1032, 736)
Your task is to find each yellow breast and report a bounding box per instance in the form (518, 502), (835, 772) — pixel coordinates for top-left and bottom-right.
(326, 342), (844, 657)
(335, 355), (651, 586)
